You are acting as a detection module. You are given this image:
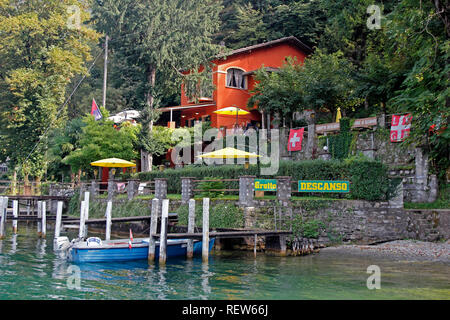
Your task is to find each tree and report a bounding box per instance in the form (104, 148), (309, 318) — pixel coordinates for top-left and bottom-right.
(63, 108), (139, 174)
(383, 0), (449, 180)
(92, 0), (223, 171)
(0, 0), (100, 182)
(248, 58), (304, 125)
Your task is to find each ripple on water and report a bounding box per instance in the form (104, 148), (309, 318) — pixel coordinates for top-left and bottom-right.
(0, 224), (449, 300)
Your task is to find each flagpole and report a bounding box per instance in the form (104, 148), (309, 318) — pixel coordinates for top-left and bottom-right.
(102, 35), (109, 110)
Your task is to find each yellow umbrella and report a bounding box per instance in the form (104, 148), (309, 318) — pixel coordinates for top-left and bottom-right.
(214, 106), (250, 127)
(336, 107), (342, 123)
(198, 147), (260, 159)
(90, 158), (136, 168)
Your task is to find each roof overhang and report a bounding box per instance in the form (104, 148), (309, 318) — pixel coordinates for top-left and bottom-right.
(159, 103), (216, 113)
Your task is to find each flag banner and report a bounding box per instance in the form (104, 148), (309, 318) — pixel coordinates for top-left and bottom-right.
(391, 114), (412, 142)
(288, 128), (304, 152)
(128, 229), (133, 249)
(91, 98), (103, 121)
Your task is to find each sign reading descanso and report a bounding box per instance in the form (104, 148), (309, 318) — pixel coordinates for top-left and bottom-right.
(255, 179), (277, 191)
(298, 181), (350, 193)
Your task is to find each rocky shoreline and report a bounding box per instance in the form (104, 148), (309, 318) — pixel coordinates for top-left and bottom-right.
(322, 240), (450, 263)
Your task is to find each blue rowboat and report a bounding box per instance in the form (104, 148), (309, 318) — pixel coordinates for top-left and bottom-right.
(67, 237), (215, 263)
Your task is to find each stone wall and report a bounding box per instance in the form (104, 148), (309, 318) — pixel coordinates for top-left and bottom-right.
(245, 199), (449, 245)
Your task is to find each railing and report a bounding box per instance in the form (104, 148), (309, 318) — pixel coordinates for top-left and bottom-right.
(192, 178), (239, 197)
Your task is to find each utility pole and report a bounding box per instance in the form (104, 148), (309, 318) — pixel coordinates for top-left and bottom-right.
(102, 35), (109, 109)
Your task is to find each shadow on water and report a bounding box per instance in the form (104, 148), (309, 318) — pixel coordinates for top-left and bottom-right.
(0, 222), (449, 300)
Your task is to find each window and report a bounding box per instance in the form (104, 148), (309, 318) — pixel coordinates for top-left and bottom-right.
(226, 68), (246, 89)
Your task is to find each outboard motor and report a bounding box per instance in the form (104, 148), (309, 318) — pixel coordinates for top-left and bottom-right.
(54, 236), (71, 251)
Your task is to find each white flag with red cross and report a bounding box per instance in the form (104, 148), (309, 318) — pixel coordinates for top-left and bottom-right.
(391, 114), (412, 142)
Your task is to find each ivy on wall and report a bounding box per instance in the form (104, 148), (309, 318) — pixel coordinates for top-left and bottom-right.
(328, 118), (353, 160)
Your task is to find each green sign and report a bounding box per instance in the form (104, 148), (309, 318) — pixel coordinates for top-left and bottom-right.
(298, 180), (350, 193)
(255, 179), (277, 191)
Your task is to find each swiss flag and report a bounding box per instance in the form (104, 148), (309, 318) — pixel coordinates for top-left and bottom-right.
(288, 128), (304, 152)
(391, 114), (412, 142)
(91, 98), (103, 121)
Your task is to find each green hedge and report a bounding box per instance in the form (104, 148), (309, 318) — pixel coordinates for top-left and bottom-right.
(137, 158), (394, 201)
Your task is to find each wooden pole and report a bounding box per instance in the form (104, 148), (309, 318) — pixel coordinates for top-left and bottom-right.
(158, 199), (169, 264)
(148, 198), (159, 262)
(41, 201), (46, 238)
(187, 199), (195, 259)
(37, 201), (42, 236)
(26, 200), (30, 216)
(83, 191), (90, 238)
(105, 201), (112, 241)
(78, 200), (86, 239)
(54, 201), (63, 239)
(202, 197), (210, 263)
(0, 197), (6, 239)
(12, 200), (18, 234)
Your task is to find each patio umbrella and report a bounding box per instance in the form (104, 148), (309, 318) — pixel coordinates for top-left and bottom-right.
(90, 158), (136, 168)
(336, 107), (342, 123)
(198, 147), (260, 159)
(214, 106), (250, 127)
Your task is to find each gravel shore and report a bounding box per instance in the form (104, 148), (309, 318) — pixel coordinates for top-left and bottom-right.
(322, 240), (450, 263)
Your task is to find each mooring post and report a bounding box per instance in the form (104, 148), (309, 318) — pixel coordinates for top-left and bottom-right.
(78, 200), (86, 239)
(41, 201), (46, 238)
(83, 192), (90, 238)
(12, 200), (18, 234)
(202, 197), (210, 263)
(37, 201), (42, 236)
(148, 198), (160, 262)
(187, 199), (196, 259)
(159, 199), (169, 264)
(105, 201), (112, 241)
(54, 201), (63, 239)
(0, 197), (7, 239)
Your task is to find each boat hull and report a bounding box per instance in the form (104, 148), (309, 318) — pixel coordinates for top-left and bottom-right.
(68, 238), (215, 263)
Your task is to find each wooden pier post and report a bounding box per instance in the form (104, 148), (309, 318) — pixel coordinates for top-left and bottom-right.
(105, 201), (112, 241)
(83, 192), (90, 238)
(148, 198), (160, 262)
(37, 201), (42, 236)
(78, 200), (86, 239)
(202, 197), (210, 263)
(158, 199), (169, 264)
(54, 201), (63, 239)
(41, 201), (46, 238)
(12, 200), (18, 234)
(26, 200), (31, 216)
(0, 197), (7, 239)
(187, 199), (196, 259)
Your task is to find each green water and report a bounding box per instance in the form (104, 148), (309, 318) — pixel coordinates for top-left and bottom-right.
(0, 223), (449, 300)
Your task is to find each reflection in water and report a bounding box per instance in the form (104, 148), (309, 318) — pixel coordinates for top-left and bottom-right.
(201, 263), (212, 299)
(10, 234), (17, 254)
(157, 265), (167, 300)
(0, 223), (449, 300)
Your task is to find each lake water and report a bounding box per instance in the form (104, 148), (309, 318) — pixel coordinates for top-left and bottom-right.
(0, 223), (449, 300)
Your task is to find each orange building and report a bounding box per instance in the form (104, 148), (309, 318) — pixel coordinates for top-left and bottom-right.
(159, 36), (312, 132)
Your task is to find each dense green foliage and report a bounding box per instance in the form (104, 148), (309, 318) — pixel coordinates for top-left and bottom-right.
(138, 159), (393, 201)
(176, 202), (244, 229)
(62, 109), (139, 173)
(328, 118), (352, 160)
(0, 0), (100, 180)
